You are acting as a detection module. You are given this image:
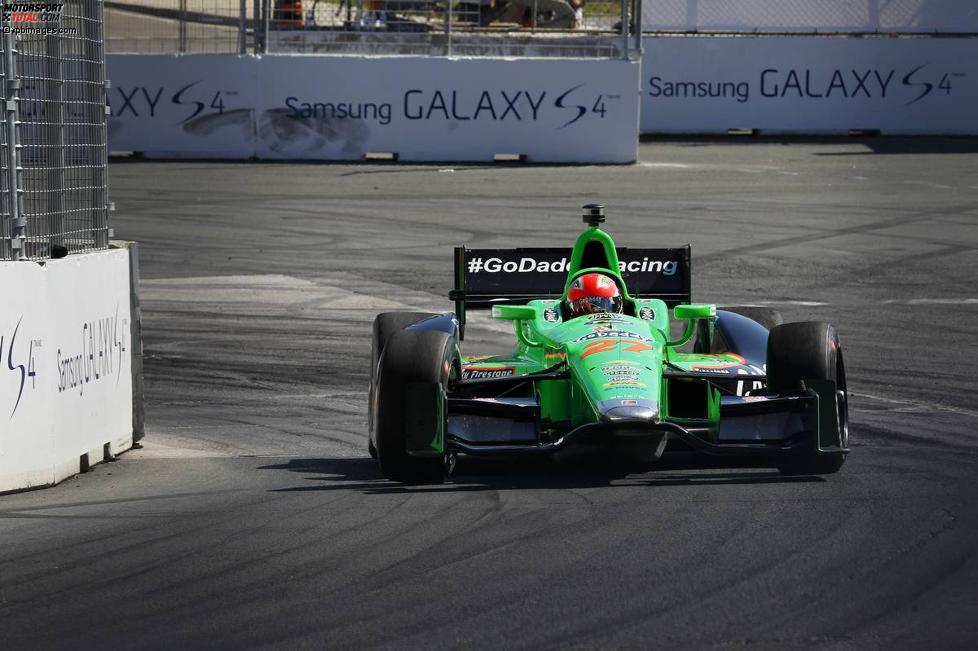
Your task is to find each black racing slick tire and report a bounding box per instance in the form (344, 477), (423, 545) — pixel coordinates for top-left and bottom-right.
(372, 328), (458, 484)
(767, 321), (849, 476)
(370, 312), (437, 384)
(368, 312), (436, 453)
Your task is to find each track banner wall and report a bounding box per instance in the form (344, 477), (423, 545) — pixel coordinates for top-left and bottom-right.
(641, 37), (978, 135)
(107, 54), (640, 163)
(0, 249), (134, 493)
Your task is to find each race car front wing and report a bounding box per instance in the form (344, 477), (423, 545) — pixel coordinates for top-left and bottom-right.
(444, 390), (846, 460)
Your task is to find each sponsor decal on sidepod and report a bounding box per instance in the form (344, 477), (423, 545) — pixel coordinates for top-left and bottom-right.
(462, 366), (516, 380)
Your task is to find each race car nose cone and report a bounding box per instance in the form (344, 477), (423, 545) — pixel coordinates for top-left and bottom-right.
(596, 399), (659, 423)
(602, 405), (657, 422)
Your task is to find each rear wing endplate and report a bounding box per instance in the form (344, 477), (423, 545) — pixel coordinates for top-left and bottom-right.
(450, 246), (691, 338)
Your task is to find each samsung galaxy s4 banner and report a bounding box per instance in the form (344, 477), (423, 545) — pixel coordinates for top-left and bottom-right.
(107, 54), (640, 163)
(641, 37), (978, 134)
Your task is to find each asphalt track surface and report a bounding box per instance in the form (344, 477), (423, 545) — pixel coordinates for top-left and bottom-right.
(2, 139), (978, 649)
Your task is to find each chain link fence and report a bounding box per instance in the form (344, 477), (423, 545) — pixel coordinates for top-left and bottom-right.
(1, 0), (109, 261)
(638, 0), (978, 33)
(106, 0), (249, 53)
(103, 0), (975, 57)
(106, 0), (632, 56)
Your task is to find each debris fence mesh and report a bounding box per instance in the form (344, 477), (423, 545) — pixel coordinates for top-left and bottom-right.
(105, 0), (630, 56)
(1, 0), (109, 261)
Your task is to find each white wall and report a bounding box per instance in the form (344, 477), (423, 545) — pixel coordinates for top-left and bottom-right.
(641, 37), (978, 134)
(0, 248), (134, 493)
(107, 54), (641, 163)
(640, 0), (978, 33)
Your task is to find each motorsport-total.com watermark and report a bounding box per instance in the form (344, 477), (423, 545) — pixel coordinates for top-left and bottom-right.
(2, 2), (76, 35)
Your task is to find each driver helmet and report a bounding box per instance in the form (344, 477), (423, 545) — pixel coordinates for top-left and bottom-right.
(566, 272), (623, 318)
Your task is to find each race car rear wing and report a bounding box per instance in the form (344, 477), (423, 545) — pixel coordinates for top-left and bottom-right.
(450, 246), (691, 338)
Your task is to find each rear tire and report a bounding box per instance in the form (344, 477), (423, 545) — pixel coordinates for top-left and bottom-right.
(767, 321), (848, 475)
(373, 328), (457, 484)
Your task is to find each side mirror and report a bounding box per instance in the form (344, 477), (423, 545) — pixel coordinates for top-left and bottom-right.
(669, 304), (716, 347)
(491, 304), (537, 321)
(673, 304), (716, 321)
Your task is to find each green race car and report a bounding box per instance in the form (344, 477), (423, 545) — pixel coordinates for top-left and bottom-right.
(368, 205), (849, 483)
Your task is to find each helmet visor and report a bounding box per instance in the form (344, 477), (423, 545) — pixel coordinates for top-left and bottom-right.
(569, 295), (620, 316)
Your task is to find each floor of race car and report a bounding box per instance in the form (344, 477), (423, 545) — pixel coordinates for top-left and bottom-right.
(1, 138), (977, 649)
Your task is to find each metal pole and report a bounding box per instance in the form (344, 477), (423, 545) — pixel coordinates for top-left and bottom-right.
(445, 0), (452, 56)
(620, 0), (628, 59)
(263, 0), (271, 53)
(179, 0), (188, 52)
(531, 0), (536, 32)
(239, 0), (247, 53)
(3, 31), (25, 261)
(87, 0), (108, 251)
(252, 0), (259, 52)
(45, 32), (65, 255)
(253, 0), (264, 52)
(634, 0), (642, 56)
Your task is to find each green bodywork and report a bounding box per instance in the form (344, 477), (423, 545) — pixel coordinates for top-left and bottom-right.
(457, 224), (751, 443)
(402, 221), (836, 458)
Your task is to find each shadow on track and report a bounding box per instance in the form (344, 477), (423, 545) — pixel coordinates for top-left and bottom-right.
(259, 453), (822, 494)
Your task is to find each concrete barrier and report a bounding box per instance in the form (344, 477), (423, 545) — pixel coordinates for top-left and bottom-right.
(0, 245), (141, 493)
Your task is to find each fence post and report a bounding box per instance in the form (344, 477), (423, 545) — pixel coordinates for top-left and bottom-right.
(263, 0), (271, 53)
(633, 0), (642, 57)
(252, 0), (260, 52)
(92, 0), (109, 250)
(46, 32), (66, 256)
(3, 31), (24, 261)
(620, 0), (628, 60)
(179, 0), (188, 52)
(239, 0), (247, 53)
(445, 0), (453, 56)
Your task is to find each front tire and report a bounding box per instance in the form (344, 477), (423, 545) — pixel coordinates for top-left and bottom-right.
(767, 321), (848, 475)
(368, 312), (436, 455)
(373, 328), (457, 484)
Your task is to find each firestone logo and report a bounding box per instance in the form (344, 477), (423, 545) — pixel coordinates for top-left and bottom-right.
(461, 366), (515, 380)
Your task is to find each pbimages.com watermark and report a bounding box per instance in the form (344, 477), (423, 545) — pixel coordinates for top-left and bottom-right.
(2, 2), (76, 35)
